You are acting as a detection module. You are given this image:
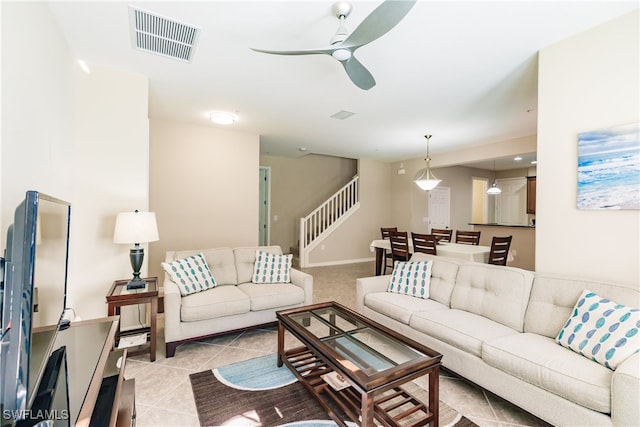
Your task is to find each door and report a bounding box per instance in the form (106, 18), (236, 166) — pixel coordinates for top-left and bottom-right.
(428, 187), (450, 231)
(258, 167), (271, 245)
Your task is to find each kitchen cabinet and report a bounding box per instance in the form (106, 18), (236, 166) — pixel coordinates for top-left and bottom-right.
(527, 176), (536, 214)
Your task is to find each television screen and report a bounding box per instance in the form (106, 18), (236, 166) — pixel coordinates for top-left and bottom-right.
(0, 191), (70, 420)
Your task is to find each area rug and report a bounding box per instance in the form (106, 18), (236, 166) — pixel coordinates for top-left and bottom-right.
(189, 353), (477, 427)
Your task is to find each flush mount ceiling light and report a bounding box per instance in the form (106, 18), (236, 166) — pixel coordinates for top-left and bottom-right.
(414, 135), (441, 191)
(209, 111), (236, 125)
(487, 160), (502, 195)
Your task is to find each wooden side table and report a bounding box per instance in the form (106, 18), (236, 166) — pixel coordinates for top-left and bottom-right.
(106, 277), (158, 362)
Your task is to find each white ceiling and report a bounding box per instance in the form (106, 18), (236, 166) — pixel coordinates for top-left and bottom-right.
(47, 1), (638, 169)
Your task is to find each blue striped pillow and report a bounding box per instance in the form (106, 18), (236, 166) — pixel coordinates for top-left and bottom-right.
(252, 250), (292, 284)
(556, 289), (639, 370)
(387, 260), (432, 299)
(161, 252), (216, 296)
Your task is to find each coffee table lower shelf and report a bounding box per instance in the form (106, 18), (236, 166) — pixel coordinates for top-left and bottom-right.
(282, 346), (435, 427)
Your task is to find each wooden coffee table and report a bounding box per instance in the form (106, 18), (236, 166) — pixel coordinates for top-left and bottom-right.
(277, 302), (442, 427)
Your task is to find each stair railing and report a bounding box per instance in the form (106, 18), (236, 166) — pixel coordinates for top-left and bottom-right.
(299, 176), (359, 265)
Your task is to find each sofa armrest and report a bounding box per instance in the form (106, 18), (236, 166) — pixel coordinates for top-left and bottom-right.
(356, 275), (391, 313)
(290, 268), (314, 306)
(162, 274), (182, 343)
(612, 352), (640, 426)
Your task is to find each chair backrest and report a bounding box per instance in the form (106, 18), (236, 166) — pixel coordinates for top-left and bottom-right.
(389, 231), (410, 262)
(455, 230), (481, 245)
(380, 227), (397, 240)
(411, 232), (437, 255)
(431, 228), (453, 243)
(488, 236), (513, 265)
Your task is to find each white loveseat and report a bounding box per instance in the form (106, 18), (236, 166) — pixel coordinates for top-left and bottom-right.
(356, 253), (639, 426)
(163, 245), (313, 357)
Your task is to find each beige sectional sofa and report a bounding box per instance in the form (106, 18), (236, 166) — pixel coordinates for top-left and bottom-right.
(163, 246), (313, 357)
(356, 253), (639, 426)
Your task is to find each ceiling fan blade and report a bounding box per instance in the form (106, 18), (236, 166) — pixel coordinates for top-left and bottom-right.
(341, 56), (376, 90)
(250, 47), (332, 56)
(340, 0), (417, 49)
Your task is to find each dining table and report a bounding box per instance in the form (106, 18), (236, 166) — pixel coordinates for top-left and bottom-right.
(369, 239), (491, 276)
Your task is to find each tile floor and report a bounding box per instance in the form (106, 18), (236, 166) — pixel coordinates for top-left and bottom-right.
(125, 262), (552, 426)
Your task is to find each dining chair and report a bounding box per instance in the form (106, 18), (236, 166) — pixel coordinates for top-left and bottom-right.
(411, 232), (437, 255)
(455, 230), (481, 245)
(488, 236), (513, 265)
(431, 228), (453, 243)
(380, 227), (397, 274)
(389, 231), (410, 264)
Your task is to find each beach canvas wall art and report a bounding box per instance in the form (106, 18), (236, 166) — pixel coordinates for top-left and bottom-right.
(577, 122), (640, 210)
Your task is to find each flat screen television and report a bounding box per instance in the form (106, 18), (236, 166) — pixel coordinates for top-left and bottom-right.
(0, 191), (71, 422)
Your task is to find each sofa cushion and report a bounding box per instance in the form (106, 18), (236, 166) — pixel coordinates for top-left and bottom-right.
(483, 333), (612, 413)
(364, 292), (448, 325)
(410, 309), (519, 357)
(172, 247), (237, 285)
(556, 289), (640, 370)
(252, 250), (292, 283)
(409, 253), (462, 307)
(234, 246), (283, 284)
(161, 252), (217, 296)
(451, 263), (534, 332)
(387, 260), (432, 299)
(237, 283), (305, 311)
(180, 286), (250, 322)
(524, 275), (640, 339)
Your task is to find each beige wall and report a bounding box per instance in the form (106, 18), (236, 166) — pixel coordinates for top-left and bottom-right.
(537, 10), (639, 285)
(390, 159), (495, 233)
(259, 154), (357, 253)
(472, 225), (535, 271)
(149, 119), (260, 280)
(1, 2), (74, 241)
(70, 66), (149, 320)
(307, 158), (392, 265)
(432, 135), (537, 168)
(1, 2), (150, 321)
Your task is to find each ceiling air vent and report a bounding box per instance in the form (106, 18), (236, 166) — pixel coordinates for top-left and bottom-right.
(129, 6), (201, 63)
(330, 110), (356, 120)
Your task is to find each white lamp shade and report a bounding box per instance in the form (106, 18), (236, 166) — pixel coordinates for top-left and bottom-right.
(113, 211), (159, 244)
(414, 165), (441, 191)
(415, 178), (441, 191)
(487, 183), (502, 195)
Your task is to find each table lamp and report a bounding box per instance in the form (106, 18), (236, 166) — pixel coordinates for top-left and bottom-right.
(113, 210), (159, 289)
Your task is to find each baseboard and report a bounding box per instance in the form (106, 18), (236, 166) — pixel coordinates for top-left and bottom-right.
(303, 257), (375, 268)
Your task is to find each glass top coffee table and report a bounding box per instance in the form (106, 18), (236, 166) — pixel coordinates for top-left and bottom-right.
(277, 302), (442, 427)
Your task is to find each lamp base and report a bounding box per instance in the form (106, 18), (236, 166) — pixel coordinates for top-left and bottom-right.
(126, 278), (146, 290)
(127, 246), (145, 290)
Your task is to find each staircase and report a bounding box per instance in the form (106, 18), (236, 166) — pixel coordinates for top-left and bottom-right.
(298, 175), (360, 267)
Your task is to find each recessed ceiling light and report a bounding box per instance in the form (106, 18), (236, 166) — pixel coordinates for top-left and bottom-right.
(514, 156), (523, 161)
(298, 147), (307, 152)
(78, 60), (90, 74)
(531, 160), (538, 165)
(209, 111), (236, 125)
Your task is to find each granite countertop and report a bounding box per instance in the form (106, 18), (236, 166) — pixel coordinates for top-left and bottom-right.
(469, 223), (535, 228)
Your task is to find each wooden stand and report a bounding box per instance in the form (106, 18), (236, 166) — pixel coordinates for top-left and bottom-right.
(106, 277), (158, 362)
(281, 346), (437, 427)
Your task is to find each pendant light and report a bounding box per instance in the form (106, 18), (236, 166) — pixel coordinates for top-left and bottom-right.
(487, 160), (502, 195)
(414, 134), (441, 191)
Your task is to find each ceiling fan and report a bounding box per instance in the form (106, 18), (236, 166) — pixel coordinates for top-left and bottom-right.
(250, 0), (417, 90)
